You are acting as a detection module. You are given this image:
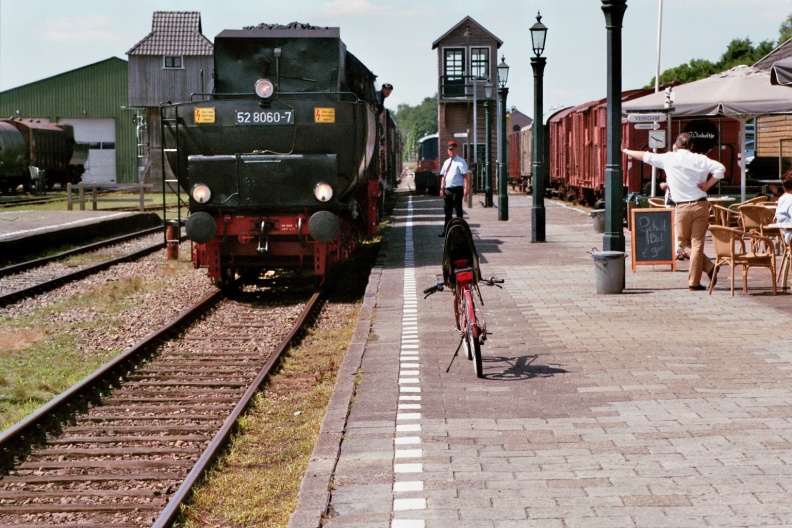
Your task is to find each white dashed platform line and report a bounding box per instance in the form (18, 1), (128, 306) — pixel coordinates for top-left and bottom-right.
(392, 197), (426, 528)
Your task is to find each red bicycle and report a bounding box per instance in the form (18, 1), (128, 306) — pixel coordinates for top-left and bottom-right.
(424, 218), (503, 378)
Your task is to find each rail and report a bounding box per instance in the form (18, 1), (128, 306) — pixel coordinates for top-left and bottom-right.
(66, 182), (154, 211)
(0, 287), (324, 526)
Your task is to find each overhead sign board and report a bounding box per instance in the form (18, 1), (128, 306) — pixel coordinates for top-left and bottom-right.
(627, 113), (667, 123)
(634, 123), (660, 130)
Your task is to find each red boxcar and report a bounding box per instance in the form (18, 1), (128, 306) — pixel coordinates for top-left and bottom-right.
(415, 133), (439, 194)
(547, 89), (743, 205)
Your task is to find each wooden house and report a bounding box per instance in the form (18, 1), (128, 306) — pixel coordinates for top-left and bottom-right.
(127, 11), (213, 186)
(432, 17), (502, 192)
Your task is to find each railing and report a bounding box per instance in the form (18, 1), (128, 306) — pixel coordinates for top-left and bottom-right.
(67, 182), (154, 211)
(439, 76), (490, 100)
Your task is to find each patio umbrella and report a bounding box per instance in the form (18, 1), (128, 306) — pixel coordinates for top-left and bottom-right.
(623, 65), (792, 201)
(770, 56), (792, 86)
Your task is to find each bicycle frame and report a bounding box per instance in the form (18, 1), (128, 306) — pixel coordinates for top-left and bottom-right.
(452, 258), (481, 339)
(422, 218), (502, 378)
(452, 258), (484, 377)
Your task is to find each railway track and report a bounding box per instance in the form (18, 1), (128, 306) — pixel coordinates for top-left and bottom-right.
(0, 285), (322, 527)
(0, 227), (165, 307)
(0, 196), (64, 209)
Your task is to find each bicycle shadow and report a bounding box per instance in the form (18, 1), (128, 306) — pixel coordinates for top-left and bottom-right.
(483, 354), (568, 381)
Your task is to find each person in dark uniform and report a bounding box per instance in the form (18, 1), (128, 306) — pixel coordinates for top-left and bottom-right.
(439, 141), (469, 236)
(376, 83), (393, 113)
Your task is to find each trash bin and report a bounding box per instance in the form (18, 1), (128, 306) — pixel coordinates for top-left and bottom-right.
(590, 209), (605, 233)
(592, 251), (625, 294)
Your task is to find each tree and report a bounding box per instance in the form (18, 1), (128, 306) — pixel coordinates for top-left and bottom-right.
(780, 13), (792, 46)
(647, 58), (718, 88)
(644, 36), (778, 89)
(394, 96), (438, 161)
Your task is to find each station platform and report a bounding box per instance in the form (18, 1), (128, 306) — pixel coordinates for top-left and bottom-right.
(291, 188), (792, 528)
(0, 210), (162, 263)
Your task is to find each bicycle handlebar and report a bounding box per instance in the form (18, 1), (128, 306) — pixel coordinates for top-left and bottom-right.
(424, 277), (503, 298)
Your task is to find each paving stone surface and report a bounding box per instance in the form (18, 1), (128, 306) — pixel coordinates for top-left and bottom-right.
(290, 186), (792, 528)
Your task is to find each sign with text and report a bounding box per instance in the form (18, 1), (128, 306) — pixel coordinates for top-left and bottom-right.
(314, 108), (336, 123)
(627, 113), (667, 123)
(630, 208), (676, 272)
(194, 107), (216, 124)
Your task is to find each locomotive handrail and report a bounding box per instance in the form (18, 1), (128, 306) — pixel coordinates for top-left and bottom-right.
(180, 91), (366, 103)
(298, 217), (307, 247)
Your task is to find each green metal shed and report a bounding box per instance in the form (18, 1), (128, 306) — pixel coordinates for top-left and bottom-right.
(0, 57), (136, 185)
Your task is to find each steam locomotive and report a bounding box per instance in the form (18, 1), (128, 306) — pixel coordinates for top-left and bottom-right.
(161, 22), (400, 288)
(0, 118), (87, 193)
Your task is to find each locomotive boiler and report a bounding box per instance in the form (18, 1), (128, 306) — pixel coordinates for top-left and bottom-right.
(162, 23), (397, 287)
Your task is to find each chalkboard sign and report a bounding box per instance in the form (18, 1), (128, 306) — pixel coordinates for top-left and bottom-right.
(630, 208), (676, 272)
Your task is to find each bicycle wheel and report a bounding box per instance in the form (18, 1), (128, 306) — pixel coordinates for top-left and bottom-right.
(463, 289), (483, 378)
(456, 291), (473, 360)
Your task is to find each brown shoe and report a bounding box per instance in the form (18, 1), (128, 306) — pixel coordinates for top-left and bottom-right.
(689, 284), (707, 291)
(707, 269), (718, 288)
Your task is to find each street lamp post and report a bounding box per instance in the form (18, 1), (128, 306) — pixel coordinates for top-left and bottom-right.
(530, 12), (548, 243)
(497, 56), (510, 221)
(602, 0), (628, 252)
(484, 82), (493, 208)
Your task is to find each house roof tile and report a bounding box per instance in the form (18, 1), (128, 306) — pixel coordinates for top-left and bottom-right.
(127, 11), (213, 56)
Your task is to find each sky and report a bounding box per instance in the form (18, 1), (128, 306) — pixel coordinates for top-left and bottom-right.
(1, 0), (791, 119)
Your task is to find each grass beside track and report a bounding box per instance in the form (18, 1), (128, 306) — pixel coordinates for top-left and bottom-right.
(0, 190), (184, 212)
(0, 257), (199, 430)
(175, 312), (357, 528)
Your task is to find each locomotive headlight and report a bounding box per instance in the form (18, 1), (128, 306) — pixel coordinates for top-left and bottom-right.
(191, 183), (212, 204)
(254, 78), (275, 99)
(313, 182), (334, 203)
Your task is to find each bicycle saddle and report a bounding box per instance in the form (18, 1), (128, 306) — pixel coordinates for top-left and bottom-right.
(442, 218), (481, 287)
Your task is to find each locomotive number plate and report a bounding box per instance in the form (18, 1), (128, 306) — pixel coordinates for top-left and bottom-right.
(235, 110), (294, 125)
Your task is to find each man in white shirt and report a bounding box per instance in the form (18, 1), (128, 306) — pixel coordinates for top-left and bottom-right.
(624, 132), (725, 291)
(439, 141), (469, 236)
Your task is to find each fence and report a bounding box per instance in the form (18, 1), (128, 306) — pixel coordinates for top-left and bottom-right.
(67, 183), (154, 211)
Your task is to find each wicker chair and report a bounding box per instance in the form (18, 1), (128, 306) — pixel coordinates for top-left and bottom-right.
(710, 203), (740, 227)
(727, 195), (769, 215)
(647, 197), (669, 208)
(778, 235), (792, 293)
(738, 204), (779, 252)
(708, 225), (776, 296)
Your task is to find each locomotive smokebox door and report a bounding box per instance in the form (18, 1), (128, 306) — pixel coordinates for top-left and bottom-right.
(238, 154), (338, 208)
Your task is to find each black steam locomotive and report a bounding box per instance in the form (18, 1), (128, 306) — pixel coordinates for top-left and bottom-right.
(162, 22), (400, 287)
(0, 118), (87, 193)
